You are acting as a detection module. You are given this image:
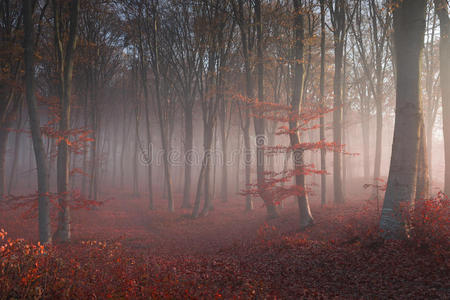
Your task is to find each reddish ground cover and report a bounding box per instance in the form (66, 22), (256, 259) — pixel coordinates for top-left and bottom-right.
(0, 189), (448, 299)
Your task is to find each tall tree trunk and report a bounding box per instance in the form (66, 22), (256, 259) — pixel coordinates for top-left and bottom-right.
(23, 0), (51, 243)
(152, 5), (174, 212)
(220, 97), (228, 203)
(332, 0), (345, 204)
(133, 104), (140, 197)
(434, 0), (450, 195)
(372, 0), (384, 189)
(236, 131), (241, 194)
(234, 0), (254, 211)
(182, 104), (193, 208)
(88, 84), (98, 202)
(290, 0), (314, 228)
(319, 0), (326, 207)
(200, 128), (214, 216)
(111, 120), (118, 187)
(54, 0), (79, 242)
(120, 92), (128, 189)
(81, 81), (89, 195)
(255, 0), (278, 219)
(243, 128), (252, 210)
(341, 42), (347, 198)
(361, 88), (370, 180)
(380, 0), (426, 239)
(141, 64), (154, 210)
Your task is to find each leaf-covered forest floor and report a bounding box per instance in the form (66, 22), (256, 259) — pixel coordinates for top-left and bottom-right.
(1, 184), (449, 299)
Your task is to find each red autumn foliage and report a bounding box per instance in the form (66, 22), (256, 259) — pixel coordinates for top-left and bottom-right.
(0, 190), (448, 299)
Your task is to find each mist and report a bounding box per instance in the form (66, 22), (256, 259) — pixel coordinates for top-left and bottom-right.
(0, 0), (448, 298)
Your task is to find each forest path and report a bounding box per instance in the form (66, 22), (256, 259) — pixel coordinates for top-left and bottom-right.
(69, 187), (374, 256)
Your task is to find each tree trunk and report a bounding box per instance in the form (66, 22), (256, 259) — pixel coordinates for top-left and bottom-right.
(23, 0), (51, 243)
(54, 0), (79, 243)
(141, 64), (154, 210)
(416, 120), (429, 200)
(133, 104), (140, 197)
(361, 89), (370, 180)
(234, 0), (254, 211)
(319, 0), (326, 207)
(220, 98), (228, 203)
(254, 0), (278, 219)
(120, 94), (128, 189)
(380, 0), (426, 239)
(88, 84), (98, 202)
(332, 0), (345, 204)
(434, 0), (450, 195)
(372, 0), (384, 189)
(290, 0), (314, 228)
(236, 131), (241, 194)
(200, 129), (214, 216)
(182, 104), (193, 208)
(152, 6), (174, 212)
(243, 128), (253, 210)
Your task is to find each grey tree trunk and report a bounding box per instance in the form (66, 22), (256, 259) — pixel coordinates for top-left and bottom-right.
(139, 57), (154, 209)
(152, 6), (174, 212)
(380, 0), (426, 239)
(23, 0), (51, 243)
(53, 0), (79, 243)
(88, 81), (98, 202)
(219, 97), (228, 203)
(182, 105), (193, 208)
(371, 0), (384, 189)
(290, 0), (314, 228)
(434, 0), (450, 195)
(331, 0), (345, 204)
(233, 0), (254, 211)
(120, 91), (128, 189)
(319, 0), (326, 206)
(416, 120), (430, 200)
(255, 0), (278, 219)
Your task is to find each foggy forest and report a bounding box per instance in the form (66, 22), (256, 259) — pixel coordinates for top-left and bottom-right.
(0, 0), (449, 298)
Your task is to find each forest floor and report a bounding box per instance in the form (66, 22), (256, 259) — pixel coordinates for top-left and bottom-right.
(0, 185), (449, 299)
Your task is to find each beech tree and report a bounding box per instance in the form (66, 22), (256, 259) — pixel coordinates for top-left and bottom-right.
(380, 0), (427, 239)
(23, 0), (51, 243)
(328, 0), (346, 204)
(290, 0), (313, 227)
(434, 0), (450, 195)
(52, 0), (80, 242)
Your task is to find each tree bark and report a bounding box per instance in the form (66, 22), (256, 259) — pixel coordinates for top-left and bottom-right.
(139, 55), (154, 210)
(255, 0), (278, 219)
(290, 0), (314, 228)
(53, 0), (80, 242)
(380, 0), (426, 239)
(233, 0), (254, 211)
(152, 4), (174, 212)
(434, 0), (450, 195)
(319, 0), (326, 206)
(416, 120), (429, 200)
(182, 104), (193, 208)
(23, 0), (51, 243)
(331, 0), (345, 204)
